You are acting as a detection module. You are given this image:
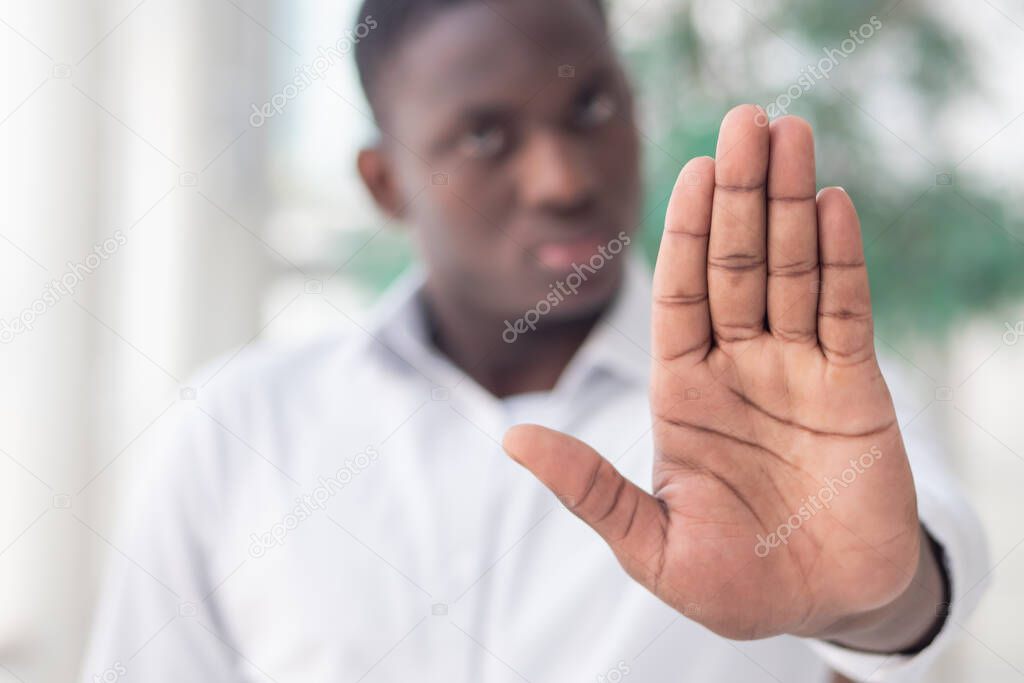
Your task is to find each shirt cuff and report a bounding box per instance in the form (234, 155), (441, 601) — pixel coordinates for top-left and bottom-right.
(805, 483), (990, 681)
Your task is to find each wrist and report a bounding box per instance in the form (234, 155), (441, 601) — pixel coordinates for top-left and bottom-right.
(816, 526), (951, 654)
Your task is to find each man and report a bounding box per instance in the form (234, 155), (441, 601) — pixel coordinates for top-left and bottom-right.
(82, 0), (988, 680)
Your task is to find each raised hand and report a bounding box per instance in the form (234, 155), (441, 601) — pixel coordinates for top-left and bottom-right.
(503, 105), (934, 645)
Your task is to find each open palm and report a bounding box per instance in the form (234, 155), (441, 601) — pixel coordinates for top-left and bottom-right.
(504, 105), (921, 641)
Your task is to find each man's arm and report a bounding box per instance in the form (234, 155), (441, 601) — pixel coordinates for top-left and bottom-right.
(503, 104), (988, 666)
(81, 405), (238, 682)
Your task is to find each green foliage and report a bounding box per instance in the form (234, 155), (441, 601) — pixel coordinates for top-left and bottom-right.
(337, 228), (415, 291)
(622, 1), (1024, 338)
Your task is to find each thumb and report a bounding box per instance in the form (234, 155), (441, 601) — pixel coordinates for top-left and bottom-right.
(502, 424), (668, 587)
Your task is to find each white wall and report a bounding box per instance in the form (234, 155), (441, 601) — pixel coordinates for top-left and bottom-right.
(0, 1), (271, 679)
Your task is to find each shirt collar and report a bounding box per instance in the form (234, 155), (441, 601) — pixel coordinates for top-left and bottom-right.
(363, 255), (654, 393)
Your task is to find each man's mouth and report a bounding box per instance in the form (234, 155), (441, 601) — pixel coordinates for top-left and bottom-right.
(532, 234), (607, 273)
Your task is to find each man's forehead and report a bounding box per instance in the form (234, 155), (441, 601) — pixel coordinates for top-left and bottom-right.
(378, 0), (610, 119)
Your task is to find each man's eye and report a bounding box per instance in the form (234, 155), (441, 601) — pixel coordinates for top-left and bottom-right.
(457, 125), (507, 159)
(576, 90), (617, 128)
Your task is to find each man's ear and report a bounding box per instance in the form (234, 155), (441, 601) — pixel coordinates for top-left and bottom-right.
(357, 145), (405, 219)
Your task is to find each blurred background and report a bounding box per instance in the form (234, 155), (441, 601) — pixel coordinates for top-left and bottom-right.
(1, 0), (1022, 680)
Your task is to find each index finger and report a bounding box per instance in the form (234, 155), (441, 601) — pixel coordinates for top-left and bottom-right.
(652, 156), (715, 362)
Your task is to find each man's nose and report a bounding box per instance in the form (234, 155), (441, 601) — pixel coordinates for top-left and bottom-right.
(518, 131), (597, 215)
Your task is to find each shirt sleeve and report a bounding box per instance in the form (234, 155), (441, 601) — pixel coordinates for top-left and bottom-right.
(806, 356), (991, 681)
(79, 403), (241, 682)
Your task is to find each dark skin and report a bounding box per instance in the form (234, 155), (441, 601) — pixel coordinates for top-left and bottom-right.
(357, 0), (945, 662)
(357, 0), (640, 396)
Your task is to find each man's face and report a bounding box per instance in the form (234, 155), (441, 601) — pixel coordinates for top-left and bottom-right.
(371, 0), (642, 324)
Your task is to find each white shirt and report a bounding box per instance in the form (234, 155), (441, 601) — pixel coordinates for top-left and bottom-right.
(81, 259), (989, 682)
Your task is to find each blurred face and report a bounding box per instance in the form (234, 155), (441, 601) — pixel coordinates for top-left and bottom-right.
(367, 0), (642, 324)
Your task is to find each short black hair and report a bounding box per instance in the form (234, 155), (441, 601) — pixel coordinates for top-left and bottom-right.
(353, 0), (607, 119)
